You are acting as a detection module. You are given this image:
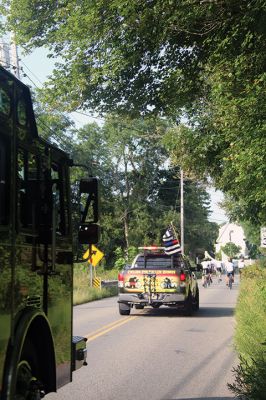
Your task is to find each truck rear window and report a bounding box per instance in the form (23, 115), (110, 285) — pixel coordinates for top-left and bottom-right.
(133, 254), (183, 269)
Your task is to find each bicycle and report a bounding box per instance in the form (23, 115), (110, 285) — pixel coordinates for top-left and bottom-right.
(228, 273), (234, 290)
(202, 271), (212, 288)
(216, 268), (222, 283)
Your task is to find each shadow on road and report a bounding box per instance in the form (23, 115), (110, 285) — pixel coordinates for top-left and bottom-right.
(131, 306), (235, 318)
(164, 398), (234, 400)
(197, 306), (235, 317)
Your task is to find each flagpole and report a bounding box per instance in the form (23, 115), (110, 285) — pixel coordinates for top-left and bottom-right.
(180, 168), (184, 255)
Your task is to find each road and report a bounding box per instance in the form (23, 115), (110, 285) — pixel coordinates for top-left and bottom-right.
(47, 276), (239, 400)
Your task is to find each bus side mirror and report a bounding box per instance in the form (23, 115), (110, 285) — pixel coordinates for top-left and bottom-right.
(78, 223), (100, 244)
(79, 178), (98, 223)
(79, 178), (100, 244)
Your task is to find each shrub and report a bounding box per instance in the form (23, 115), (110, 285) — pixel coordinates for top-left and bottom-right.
(228, 356), (266, 400)
(228, 262), (266, 399)
(234, 264), (266, 362)
(73, 263), (118, 305)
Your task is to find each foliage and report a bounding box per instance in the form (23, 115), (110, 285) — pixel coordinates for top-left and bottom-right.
(229, 262), (266, 399)
(228, 355), (266, 400)
(221, 242), (241, 258)
(69, 116), (218, 263)
(3, 1), (266, 228)
(73, 263), (118, 305)
(234, 263), (266, 362)
(113, 246), (138, 270)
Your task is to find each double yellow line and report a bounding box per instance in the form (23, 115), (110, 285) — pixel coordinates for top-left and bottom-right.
(85, 316), (138, 343)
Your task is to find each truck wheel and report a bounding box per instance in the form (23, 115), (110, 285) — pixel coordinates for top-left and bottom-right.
(183, 293), (193, 316)
(135, 304), (144, 309)
(119, 303), (131, 315)
(192, 288), (199, 311)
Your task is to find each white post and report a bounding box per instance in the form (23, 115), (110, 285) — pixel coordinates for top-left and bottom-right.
(180, 168), (184, 255)
(89, 263), (93, 287)
(10, 33), (20, 79)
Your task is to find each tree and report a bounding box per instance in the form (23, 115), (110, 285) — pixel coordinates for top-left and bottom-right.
(3, 1), (266, 229)
(3, 1), (264, 116)
(70, 116), (218, 263)
(221, 242), (241, 259)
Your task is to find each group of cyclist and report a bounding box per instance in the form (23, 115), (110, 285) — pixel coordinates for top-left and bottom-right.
(200, 256), (245, 288)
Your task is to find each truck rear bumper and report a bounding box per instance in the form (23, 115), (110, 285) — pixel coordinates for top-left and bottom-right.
(118, 292), (186, 306)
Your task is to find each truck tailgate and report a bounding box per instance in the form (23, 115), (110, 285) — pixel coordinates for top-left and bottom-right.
(122, 269), (180, 293)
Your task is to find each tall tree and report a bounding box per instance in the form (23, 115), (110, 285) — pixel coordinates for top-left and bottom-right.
(3, 1), (266, 228)
(69, 116), (218, 262)
(3, 1), (264, 116)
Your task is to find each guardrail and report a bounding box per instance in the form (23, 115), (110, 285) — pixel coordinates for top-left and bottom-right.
(101, 280), (118, 288)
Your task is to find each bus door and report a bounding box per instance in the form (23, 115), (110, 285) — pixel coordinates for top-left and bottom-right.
(13, 145), (46, 344)
(0, 134), (12, 391)
(16, 142), (73, 387)
(43, 149), (73, 388)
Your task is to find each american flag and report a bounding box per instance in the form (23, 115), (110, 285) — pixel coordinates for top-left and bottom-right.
(163, 226), (181, 255)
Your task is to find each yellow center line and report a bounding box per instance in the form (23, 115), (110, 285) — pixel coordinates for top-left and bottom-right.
(85, 316), (138, 343)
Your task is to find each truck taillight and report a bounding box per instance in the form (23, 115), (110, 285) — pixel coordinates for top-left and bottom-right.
(180, 272), (186, 281)
(118, 273), (124, 288)
(118, 273), (124, 281)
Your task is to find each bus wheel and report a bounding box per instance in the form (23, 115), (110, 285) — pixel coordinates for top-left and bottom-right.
(15, 359), (44, 399)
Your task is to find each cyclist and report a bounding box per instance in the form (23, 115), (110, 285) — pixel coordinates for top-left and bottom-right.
(224, 258), (234, 286)
(215, 259), (223, 282)
(201, 258), (212, 287)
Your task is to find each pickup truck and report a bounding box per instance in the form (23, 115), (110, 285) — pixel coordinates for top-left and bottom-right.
(118, 247), (199, 316)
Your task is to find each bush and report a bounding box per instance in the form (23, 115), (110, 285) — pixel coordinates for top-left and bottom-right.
(228, 262), (266, 399)
(234, 264), (266, 362)
(73, 263), (118, 305)
(228, 356), (266, 400)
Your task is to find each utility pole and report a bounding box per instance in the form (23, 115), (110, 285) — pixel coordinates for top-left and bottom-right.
(180, 168), (184, 255)
(0, 40), (10, 69)
(0, 32), (20, 78)
(10, 33), (20, 79)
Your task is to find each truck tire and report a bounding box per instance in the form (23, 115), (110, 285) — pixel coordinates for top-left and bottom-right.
(119, 303), (131, 315)
(183, 293), (193, 316)
(192, 288), (199, 311)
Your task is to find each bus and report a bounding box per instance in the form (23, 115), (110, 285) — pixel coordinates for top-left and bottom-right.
(0, 66), (99, 399)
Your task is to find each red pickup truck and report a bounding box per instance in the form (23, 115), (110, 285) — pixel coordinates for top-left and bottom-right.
(118, 247), (199, 316)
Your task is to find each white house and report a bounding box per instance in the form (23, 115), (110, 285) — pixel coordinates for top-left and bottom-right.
(215, 222), (248, 261)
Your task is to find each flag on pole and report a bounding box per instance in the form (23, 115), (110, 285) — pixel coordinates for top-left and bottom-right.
(163, 226), (181, 255)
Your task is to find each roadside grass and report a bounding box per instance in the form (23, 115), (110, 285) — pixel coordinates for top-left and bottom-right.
(228, 260), (266, 398)
(73, 263), (118, 305)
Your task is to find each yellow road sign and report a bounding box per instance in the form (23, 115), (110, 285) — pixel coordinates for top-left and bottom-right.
(83, 245), (104, 267)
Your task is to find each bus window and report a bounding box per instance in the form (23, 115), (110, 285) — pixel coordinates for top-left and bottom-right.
(0, 137), (9, 225)
(18, 150), (38, 230)
(17, 96), (27, 126)
(51, 163), (68, 236)
(0, 87), (10, 116)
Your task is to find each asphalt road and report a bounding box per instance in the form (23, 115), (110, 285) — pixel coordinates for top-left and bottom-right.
(47, 275), (239, 400)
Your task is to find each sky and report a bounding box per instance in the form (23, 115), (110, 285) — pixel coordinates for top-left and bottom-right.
(20, 47), (228, 225)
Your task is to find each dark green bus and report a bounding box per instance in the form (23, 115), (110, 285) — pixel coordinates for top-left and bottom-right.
(0, 66), (98, 399)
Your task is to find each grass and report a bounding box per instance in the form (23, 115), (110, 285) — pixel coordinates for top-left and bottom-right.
(73, 263), (118, 305)
(234, 262), (266, 361)
(228, 261), (266, 399)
